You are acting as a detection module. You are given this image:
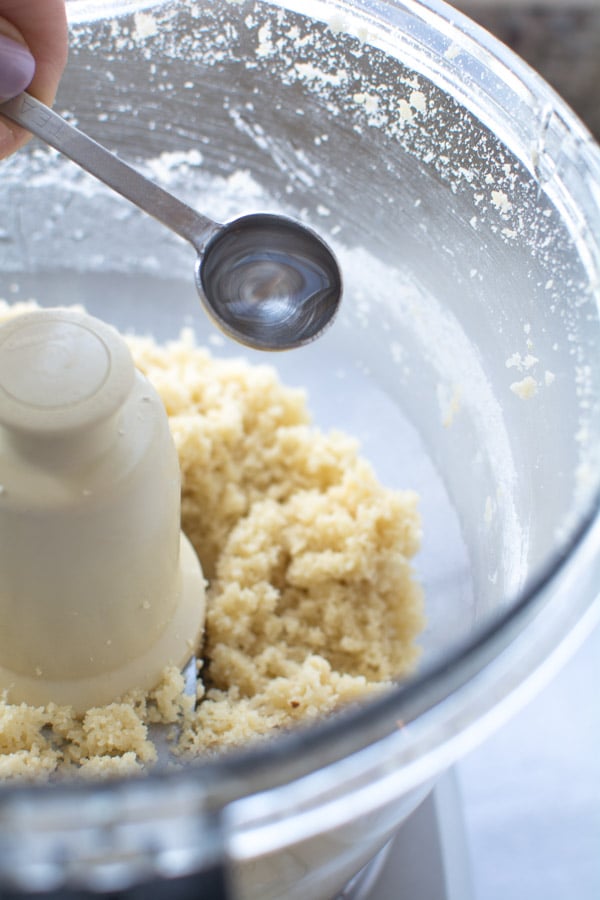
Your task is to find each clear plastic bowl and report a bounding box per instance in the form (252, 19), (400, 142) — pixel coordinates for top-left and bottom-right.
(1, 1), (600, 897)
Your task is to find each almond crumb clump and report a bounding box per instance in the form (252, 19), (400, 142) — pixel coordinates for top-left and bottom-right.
(0, 304), (424, 779)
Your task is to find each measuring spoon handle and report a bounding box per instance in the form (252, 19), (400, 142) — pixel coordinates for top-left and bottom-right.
(0, 93), (220, 252)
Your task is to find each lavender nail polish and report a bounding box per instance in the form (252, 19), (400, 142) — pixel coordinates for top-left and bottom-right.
(0, 33), (35, 102)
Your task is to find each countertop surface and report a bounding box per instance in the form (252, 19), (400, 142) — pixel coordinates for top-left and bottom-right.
(456, 621), (600, 900)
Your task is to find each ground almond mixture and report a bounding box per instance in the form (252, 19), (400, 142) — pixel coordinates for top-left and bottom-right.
(0, 305), (424, 781)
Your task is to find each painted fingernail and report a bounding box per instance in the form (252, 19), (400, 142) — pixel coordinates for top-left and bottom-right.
(0, 33), (35, 102)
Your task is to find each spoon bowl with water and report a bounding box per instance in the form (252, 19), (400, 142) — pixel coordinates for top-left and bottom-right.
(0, 93), (342, 351)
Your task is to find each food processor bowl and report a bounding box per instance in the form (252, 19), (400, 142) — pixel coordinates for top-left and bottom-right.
(0, 0), (599, 897)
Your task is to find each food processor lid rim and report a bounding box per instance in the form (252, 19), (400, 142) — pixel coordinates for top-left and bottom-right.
(10, 0), (600, 812)
(65, 0), (160, 22)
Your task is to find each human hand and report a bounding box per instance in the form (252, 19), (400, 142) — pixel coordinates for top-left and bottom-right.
(0, 0), (68, 159)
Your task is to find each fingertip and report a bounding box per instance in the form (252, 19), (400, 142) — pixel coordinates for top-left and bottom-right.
(0, 31), (35, 102)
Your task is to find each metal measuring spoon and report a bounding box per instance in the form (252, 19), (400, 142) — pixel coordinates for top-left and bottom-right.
(0, 93), (342, 351)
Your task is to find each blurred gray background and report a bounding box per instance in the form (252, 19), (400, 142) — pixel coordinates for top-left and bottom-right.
(453, 0), (600, 139)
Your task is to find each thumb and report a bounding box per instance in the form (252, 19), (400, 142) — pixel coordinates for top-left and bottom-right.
(0, 19), (35, 102)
